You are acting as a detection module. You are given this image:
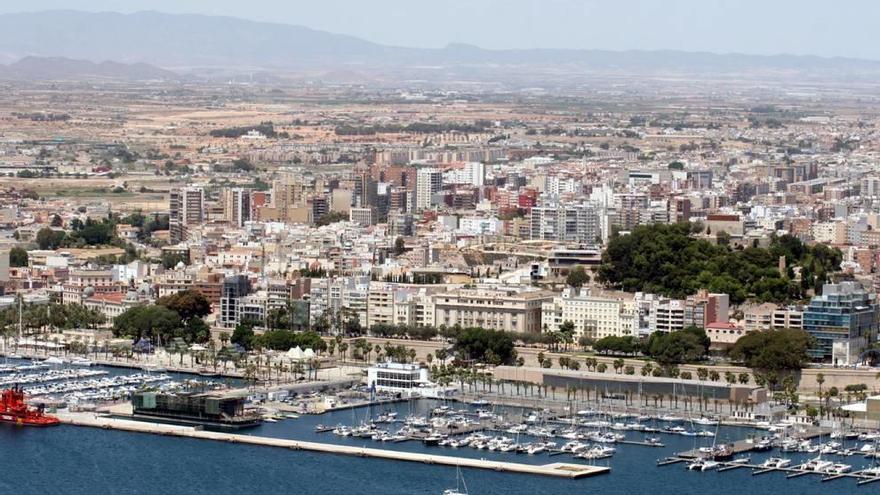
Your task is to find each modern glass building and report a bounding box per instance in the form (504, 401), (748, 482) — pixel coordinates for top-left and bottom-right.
(802, 282), (879, 364)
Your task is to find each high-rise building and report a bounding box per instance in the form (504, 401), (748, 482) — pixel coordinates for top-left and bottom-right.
(530, 198), (602, 245)
(220, 275), (251, 328)
(803, 282), (880, 365)
(415, 168), (442, 210)
(221, 188), (251, 228)
(169, 186), (204, 242)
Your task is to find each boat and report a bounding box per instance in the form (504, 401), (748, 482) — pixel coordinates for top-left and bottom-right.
(798, 457), (834, 472)
(424, 434), (443, 446)
(443, 466), (468, 495)
(0, 386), (60, 426)
(686, 459), (705, 470)
(659, 414), (683, 422)
(825, 463), (851, 474)
(701, 460), (720, 471)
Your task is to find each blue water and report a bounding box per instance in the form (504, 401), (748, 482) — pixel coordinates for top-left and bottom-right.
(0, 361), (876, 494)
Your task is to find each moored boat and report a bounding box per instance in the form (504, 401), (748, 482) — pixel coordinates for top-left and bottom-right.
(0, 386), (60, 426)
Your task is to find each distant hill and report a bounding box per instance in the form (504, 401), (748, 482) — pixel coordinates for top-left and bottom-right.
(0, 10), (877, 81)
(0, 56), (176, 80)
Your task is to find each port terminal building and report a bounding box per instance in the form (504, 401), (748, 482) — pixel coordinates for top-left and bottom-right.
(493, 367), (767, 406)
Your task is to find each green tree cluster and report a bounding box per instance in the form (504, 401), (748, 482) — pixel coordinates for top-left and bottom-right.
(453, 327), (516, 365)
(255, 330), (327, 352)
(729, 328), (814, 372)
(644, 327), (709, 366)
(598, 224), (840, 303)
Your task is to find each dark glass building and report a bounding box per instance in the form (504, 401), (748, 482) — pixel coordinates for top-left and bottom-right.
(803, 282), (879, 364)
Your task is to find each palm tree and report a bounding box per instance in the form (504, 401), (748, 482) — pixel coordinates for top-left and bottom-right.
(613, 358), (624, 374)
(816, 372), (825, 399)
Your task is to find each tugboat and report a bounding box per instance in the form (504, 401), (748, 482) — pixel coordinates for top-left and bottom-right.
(0, 386), (60, 426)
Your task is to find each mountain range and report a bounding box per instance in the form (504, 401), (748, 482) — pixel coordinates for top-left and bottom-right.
(0, 10), (877, 82)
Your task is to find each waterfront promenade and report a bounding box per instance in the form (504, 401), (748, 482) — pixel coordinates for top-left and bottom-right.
(58, 412), (609, 479)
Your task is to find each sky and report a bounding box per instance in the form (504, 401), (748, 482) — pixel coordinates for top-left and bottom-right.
(0, 0), (878, 60)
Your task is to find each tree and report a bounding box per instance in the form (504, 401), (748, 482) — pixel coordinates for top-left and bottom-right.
(645, 328), (708, 366)
(113, 305), (182, 343)
(729, 328), (814, 374)
(596, 363), (608, 373)
(36, 227), (65, 250)
(231, 322), (256, 350)
(50, 214), (63, 227)
(816, 372), (825, 399)
(709, 370), (720, 382)
(9, 247), (28, 267)
(453, 328), (516, 365)
(343, 317), (363, 337)
(697, 367), (709, 381)
(566, 265), (590, 288)
(394, 237), (406, 255)
(156, 289), (211, 321)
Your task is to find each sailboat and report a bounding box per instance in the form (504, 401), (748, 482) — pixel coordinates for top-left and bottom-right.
(443, 465), (468, 495)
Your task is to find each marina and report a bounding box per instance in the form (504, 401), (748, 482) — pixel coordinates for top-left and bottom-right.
(1, 358), (880, 494)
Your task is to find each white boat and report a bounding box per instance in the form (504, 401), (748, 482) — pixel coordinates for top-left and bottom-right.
(701, 460), (720, 471)
(799, 457), (833, 472)
(761, 457), (790, 469)
(443, 466), (468, 495)
(693, 417), (718, 426)
(686, 460), (705, 470)
(659, 414), (683, 422)
(825, 463), (851, 475)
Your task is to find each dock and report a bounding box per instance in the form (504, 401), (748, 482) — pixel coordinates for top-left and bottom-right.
(58, 412), (609, 479)
(658, 455), (880, 485)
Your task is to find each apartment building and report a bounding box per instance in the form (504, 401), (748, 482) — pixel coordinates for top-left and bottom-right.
(169, 186), (205, 243)
(541, 288), (637, 339)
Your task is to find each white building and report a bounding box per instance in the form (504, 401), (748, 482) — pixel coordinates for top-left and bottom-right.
(541, 288), (637, 339)
(415, 168), (443, 210)
(366, 362), (453, 398)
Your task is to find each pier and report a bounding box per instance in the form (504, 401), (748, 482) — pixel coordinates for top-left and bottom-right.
(57, 412), (610, 479)
(657, 456), (880, 485)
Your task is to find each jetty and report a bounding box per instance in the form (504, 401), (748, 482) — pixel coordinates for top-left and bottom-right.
(57, 412), (609, 479)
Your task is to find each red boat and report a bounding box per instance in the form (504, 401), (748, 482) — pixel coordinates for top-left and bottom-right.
(0, 386), (60, 426)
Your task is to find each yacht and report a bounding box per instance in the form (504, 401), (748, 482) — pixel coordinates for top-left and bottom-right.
(798, 457), (834, 472)
(825, 463), (851, 475)
(686, 459), (705, 470)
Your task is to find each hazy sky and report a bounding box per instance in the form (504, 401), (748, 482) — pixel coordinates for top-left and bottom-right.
(1, 0), (878, 59)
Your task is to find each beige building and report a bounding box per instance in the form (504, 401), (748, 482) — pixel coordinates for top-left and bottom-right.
(541, 288), (637, 339)
(433, 287), (553, 333)
(63, 269), (118, 305)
